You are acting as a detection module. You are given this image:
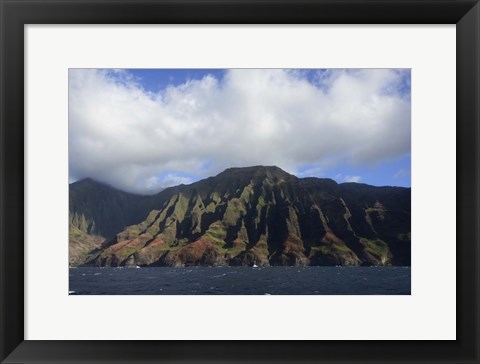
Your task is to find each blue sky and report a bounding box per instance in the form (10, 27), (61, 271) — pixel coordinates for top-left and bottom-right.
(295, 154), (411, 187)
(126, 69), (226, 92)
(69, 68), (411, 193)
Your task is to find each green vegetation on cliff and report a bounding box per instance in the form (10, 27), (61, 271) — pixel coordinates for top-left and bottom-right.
(70, 166), (411, 267)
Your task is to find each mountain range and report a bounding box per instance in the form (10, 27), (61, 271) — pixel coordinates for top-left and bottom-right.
(69, 166), (411, 267)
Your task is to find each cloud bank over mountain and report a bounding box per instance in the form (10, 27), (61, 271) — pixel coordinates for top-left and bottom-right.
(69, 68), (410, 194)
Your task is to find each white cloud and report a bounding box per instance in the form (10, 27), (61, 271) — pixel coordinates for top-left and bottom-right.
(343, 175), (362, 183)
(295, 166), (324, 178)
(69, 69), (410, 194)
(394, 169), (410, 179)
(144, 174), (193, 194)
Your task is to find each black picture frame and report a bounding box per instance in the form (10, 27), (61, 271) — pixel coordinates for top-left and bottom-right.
(1, 0), (479, 363)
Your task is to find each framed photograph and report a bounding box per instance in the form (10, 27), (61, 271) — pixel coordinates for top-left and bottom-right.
(67, 67), (412, 296)
(1, 0), (478, 363)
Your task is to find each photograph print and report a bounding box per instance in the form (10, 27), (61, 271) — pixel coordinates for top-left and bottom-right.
(69, 68), (411, 295)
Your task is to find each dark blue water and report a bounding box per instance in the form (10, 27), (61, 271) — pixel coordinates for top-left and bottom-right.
(69, 266), (410, 295)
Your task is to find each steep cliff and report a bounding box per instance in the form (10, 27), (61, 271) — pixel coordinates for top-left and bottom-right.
(70, 166), (411, 267)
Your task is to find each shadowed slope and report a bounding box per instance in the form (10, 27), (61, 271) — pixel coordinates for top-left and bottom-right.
(70, 166), (411, 267)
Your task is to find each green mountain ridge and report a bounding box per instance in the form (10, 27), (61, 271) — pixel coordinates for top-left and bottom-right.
(69, 166), (411, 267)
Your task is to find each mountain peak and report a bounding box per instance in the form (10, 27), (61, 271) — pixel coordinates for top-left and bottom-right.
(70, 177), (134, 195)
(77, 177), (95, 184)
(216, 165), (295, 182)
(72, 177), (116, 190)
(70, 177), (98, 187)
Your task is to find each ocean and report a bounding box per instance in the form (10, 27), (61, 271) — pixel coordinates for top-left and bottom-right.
(69, 266), (411, 295)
